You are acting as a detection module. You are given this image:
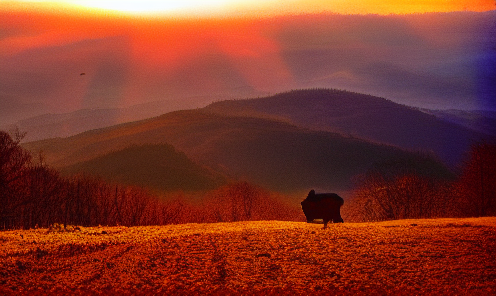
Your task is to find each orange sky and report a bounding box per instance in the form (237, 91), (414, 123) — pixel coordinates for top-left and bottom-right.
(2, 0), (495, 17)
(1, 0), (494, 64)
(2, 0), (493, 62)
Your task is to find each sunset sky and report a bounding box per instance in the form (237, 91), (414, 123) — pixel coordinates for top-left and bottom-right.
(1, 0), (495, 126)
(3, 0), (494, 16)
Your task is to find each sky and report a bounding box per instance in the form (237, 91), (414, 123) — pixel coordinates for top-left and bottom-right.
(1, 0), (495, 127)
(3, 0), (494, 16)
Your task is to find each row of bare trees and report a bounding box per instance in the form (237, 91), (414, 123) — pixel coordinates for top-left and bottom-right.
(1, 131), (301, 230)
(2, 129), (493, 229)
(344, 142), (496, 222)
(1, 164), (185, 229)
(199, 182), (301, 223)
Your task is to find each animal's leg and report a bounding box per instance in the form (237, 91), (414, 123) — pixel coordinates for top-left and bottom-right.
(333, 210), (344, 223)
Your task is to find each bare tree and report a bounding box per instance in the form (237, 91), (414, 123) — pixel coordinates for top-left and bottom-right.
(0, 131), (31, 229)
(346, 172), (452, 222)
(455, 142), (496, 217)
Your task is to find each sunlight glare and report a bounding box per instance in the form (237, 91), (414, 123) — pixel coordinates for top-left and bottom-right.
(48, 0), (285, 16)
(70, 0), (232, 13)
(6, 0), (495, 17)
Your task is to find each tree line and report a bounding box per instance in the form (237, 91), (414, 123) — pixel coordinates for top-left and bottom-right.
(345, 142), (496, 222)
(1, 130), (301, 230)
(1, 129), (494, 230)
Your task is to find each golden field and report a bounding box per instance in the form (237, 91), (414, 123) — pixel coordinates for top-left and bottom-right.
(1, 217), (495, 295)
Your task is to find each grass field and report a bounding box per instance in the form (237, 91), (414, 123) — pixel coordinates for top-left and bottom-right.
(1, 217), (495, 295)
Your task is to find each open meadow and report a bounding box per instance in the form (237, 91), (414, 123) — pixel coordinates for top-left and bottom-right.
(1, 217), (495, 295)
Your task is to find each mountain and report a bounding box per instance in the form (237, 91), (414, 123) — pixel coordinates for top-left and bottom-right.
(420, 109), (496, 136)
(204, 89), (494, 167)
(23, 107), (451, 193)
(61, 144), (226, 193)
(2, 96), (218, 142)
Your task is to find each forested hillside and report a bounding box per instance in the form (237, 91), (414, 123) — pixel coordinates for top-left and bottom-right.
(23, 108), (452, 193)
(2, 126), (495, 230)
(61, 144), (225, 192)
(205, 89), (493, 167)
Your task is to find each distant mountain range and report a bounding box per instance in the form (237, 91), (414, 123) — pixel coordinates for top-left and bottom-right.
(419, 109), (496, 137)
(3, 96), (218, 142)
(11, 90), (494, 146)
(21, 89), (478, 194)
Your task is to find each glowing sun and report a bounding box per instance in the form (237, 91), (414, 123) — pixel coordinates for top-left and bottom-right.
(60, 0), (260, 14)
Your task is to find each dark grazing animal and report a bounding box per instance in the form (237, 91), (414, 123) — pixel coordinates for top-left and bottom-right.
(301, 190), (344, 229)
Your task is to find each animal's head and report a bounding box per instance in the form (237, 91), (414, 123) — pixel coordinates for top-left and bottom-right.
(301, 190), (317, 222)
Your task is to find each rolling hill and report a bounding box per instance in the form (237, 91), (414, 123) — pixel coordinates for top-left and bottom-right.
(61, 144), (226, 193)
(2, 96), (217, 142)
(23, 104), (452, 193)
(420, 109), (496, 136)
(204, 89), (493, 167)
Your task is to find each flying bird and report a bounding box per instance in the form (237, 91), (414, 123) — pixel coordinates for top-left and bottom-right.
(80, 72), (86, 75)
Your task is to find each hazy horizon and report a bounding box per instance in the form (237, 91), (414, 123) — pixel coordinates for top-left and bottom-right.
(1, 1), (495, 128)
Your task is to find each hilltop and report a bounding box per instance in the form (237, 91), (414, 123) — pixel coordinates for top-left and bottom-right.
(1, 217), (494, 295)
(23, 104), (452, 193)
(204, 89), (493, 167)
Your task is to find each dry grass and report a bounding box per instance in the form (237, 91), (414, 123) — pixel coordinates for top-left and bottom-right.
(1, 217), (495, 295)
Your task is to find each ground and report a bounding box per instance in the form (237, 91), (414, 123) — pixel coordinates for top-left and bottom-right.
(1, 217), (495, 295)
